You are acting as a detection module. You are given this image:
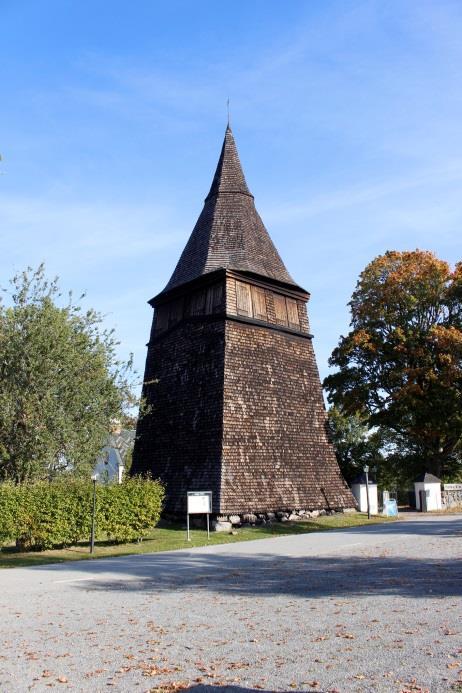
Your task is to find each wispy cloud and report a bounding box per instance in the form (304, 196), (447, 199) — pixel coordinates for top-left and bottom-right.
(0, 194), (184, 267)
(263, 159), (462, 224)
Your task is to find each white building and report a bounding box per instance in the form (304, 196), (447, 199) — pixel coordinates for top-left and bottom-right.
(93, 429), (135, 483)
(414, 472), (442, 511)
(350, 472), (378, 515)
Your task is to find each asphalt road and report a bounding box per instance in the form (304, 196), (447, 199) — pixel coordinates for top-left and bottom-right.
(0, 515), (461, 693)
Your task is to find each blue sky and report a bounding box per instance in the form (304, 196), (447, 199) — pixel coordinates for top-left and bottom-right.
(1, 0), (461, 386)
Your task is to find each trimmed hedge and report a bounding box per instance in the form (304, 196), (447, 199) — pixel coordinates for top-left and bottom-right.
(0, 477), (164, 551)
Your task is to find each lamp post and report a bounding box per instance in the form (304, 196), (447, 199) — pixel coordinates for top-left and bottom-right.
(363, 465), (371, 520)
(90, 474), (98, 554)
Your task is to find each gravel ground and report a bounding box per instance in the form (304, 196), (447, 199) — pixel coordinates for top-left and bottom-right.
(0, 515), (461, 693)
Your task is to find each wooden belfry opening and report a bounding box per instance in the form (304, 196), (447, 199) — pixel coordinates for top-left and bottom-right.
(131, 126), (355, 516)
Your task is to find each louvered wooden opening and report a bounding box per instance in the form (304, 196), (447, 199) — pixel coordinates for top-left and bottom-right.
(155, 278), (304, 334)
(232, 279), (303, 331)
(236, 281), (253, 317)
(156, 305), (169, 332)
(251, 285), (267, 321)
(286, 298), (300, 330)
(205, 283), (223, 314)
(169, 297), (184, 327)
(190, 289), (206, 316)
(273, 294), (288, 326)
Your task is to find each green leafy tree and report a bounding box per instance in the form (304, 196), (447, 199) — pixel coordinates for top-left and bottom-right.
(0, 265), (136, 482)
(324, 250), (462, 481)
(327, 406), (383, 484)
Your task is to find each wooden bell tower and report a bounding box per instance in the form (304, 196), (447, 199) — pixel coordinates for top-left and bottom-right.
(131, 126), (354, 515)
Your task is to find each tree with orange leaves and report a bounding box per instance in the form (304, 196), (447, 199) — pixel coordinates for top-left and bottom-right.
(324, 250), (462, 482)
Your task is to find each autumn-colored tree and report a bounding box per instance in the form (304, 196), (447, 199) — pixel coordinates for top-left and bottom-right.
(324, 250), (462, 481)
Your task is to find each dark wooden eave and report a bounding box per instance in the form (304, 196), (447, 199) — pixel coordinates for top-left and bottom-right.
(149, 268), (309, 308)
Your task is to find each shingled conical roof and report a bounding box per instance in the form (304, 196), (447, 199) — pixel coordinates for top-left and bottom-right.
(163, 126), (297, 293)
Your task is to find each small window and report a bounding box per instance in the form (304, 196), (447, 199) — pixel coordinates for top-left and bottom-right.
(213, 284), (223, 310)
(251, 286), (267, 321)
(169, 298), (183, 326)
(205, 284), (223, 314)
(205, 286), (214, 314)
(156, 305), (169, 331)
(236, 281), (253, 317)
(274, 294), (288, 326)
(286, 298), (300, 330)
(190, 290), (205, 316)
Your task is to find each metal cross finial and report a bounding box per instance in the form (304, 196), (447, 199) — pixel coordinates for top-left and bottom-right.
(227, 98), (230, 127)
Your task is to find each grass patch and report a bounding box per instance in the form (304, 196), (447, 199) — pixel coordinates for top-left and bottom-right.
(0, 513), (396, 569)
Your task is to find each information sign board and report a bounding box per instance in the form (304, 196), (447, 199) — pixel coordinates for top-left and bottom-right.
(186, 491), (212, 542)
(187, 491), (212, 514)
(443, 484), (462, 491)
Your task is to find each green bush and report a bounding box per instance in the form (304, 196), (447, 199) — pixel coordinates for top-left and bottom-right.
(97, 477), (165, 543)
(0, 477), (164, 551)
(0, 481), (19, 545)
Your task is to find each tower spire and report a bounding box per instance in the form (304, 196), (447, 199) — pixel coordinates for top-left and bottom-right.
(163, 126), (299, 293)
(205, 124), (252, 201)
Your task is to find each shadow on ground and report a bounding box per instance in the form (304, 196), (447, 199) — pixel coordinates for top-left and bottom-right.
(72, 552), (461, 599)
(67, 520), (462, 598)
(19, 517), (462, 601)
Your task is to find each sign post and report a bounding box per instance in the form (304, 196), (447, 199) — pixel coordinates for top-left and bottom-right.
(90, 473), (99, 554)
(363, 465), (371, 520)
(186, 491), (212, 542)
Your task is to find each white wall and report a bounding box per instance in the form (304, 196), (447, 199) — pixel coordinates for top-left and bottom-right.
(414, 482), (442, 511)
(351, 483), (378, 514)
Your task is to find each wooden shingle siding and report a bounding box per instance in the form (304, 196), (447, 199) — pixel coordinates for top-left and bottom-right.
(226, 276), (237, 314)
(265, 290), (277, 326)
(298, 301), (310, 333)
(221, 321), (353, 512)
(132, 319), (225, 513)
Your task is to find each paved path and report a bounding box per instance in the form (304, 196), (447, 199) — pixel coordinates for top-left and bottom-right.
(1, 515), (461, 692)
